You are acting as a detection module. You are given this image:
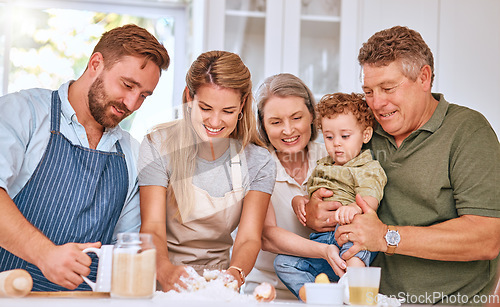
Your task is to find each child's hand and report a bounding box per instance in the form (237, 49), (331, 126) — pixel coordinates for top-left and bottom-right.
(291, 195), (308, 226)
(335, 204), (361, 225)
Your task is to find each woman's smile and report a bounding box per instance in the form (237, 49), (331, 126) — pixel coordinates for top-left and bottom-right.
(189, 84), (243, 143)
(204, 124), (224, 135)
(282, 135), (300, 144)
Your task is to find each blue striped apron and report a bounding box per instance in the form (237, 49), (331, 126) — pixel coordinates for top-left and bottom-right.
(0, 91), (128, 291)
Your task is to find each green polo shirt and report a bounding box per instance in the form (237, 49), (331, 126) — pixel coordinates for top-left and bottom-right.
(368, 93), (500, 305)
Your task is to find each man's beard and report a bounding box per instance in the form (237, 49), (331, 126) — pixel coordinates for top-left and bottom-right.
(88, 77), (132, 128)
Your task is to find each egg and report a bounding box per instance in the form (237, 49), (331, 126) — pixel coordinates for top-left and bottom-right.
(299, 284), (307, 302)
(253, 282), (276, 302)
(315, 273), (330, 283)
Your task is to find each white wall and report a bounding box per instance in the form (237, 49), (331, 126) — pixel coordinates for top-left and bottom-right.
(437, 0), (500, 137)
(339, 0), (500, 137)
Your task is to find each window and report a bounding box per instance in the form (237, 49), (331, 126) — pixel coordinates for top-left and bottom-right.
(0, 0), (187, 141)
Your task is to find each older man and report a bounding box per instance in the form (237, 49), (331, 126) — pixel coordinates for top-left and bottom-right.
(305, 26), (500, 304)
(0, 24), (170, 291)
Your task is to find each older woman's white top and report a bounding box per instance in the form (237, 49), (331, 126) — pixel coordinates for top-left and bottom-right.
(244, 141), (327, 299)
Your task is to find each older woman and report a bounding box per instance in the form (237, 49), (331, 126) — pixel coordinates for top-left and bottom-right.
(243, 73), (345, 299)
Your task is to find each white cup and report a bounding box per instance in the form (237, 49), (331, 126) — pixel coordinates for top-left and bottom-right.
(81, 245), (114, 292)
(305, 282), (344, 305)
(347, 267), (381, 305)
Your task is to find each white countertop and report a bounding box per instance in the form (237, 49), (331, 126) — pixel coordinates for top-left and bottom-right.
(0, 297), (306, 307)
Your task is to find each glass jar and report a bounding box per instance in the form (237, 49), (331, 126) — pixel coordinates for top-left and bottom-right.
(111, 233), (156, 298)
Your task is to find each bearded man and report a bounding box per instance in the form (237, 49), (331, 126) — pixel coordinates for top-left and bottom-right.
(0, 24), (170, 291)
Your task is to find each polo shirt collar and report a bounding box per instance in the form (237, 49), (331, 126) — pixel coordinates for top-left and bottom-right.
(418, 93), (448, 133)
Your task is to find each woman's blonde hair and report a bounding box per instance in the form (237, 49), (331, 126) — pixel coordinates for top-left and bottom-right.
(148, 50), (263, 221)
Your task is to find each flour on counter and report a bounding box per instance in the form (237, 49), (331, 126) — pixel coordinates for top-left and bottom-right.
(152, 281), (255, 303)
(152, 267), (256, 303)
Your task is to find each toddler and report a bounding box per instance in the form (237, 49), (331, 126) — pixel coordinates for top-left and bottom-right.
(274, 93), (387, 298)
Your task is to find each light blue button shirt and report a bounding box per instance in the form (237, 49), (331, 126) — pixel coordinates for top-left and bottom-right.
(0, 81), (140, 241)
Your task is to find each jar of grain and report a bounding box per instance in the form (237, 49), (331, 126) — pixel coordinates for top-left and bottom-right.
(111, 233), (156, 298)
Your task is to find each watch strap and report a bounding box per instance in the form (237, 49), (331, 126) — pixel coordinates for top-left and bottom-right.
(386, 244), (397, 256)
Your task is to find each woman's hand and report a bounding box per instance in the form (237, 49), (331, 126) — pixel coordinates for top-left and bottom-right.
(224, 267), (243, 289)
(323, 244), (346, 277)
(157, 262), (189, 292)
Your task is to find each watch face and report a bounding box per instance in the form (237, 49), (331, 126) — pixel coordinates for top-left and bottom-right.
(386, 230), (401, 245)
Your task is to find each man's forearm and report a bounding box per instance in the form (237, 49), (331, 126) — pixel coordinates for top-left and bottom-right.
(395, 215), (500, 261)
(0, 188), (53, 266)
(337, 199), (500, 262)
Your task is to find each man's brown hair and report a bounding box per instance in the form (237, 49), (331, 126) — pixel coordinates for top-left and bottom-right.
(92, 24), (170, 73)
(358, 26), (434, 87)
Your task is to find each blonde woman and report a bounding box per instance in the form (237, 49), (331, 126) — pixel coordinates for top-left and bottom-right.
(138, 51), (276, 291)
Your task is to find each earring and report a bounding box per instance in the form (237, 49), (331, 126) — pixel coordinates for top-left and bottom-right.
(238, 112), (243, 120)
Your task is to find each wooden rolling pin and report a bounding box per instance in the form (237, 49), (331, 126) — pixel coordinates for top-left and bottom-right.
(0, 269), (33, 297)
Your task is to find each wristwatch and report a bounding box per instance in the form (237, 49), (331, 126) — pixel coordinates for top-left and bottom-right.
(384, 225), (400, 256)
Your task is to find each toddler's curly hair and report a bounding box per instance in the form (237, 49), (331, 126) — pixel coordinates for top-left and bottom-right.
(316, 93), (375, 130)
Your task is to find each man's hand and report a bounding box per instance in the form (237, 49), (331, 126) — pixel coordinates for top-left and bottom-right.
(37, 242), (101, 289)
(305, 188), (342, 232)
(335, 195), (386, 260)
